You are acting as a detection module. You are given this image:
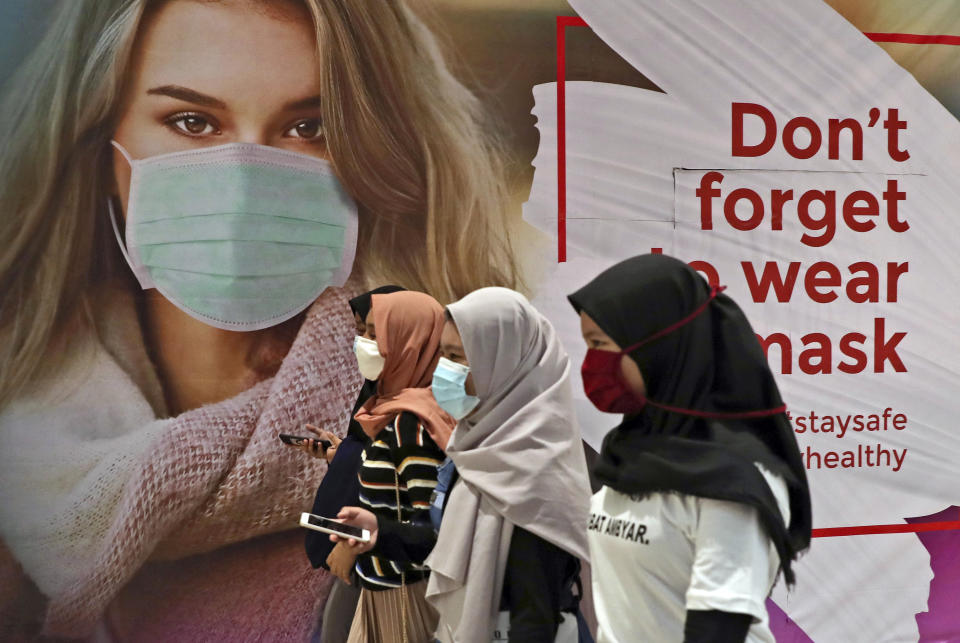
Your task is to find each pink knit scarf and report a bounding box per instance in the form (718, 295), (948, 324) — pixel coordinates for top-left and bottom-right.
(35, 286), (362, 636)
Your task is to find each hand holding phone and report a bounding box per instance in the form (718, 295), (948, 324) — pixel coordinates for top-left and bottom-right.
(278, 433), (332, 450)
(300, 512), (372, 543)
(302, 424), (342, 463)
(328, 506), (380, 554)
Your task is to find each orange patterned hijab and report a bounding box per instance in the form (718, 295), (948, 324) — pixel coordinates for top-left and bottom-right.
(353, 291), (455, 448)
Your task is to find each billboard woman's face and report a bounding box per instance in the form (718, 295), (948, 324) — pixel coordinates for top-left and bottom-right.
(111, 0), (327, 216)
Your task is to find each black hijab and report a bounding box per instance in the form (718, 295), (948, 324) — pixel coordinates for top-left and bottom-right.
(568, 254), (811, 584)
(349, 285), (406, 323)
(345, 285), (406, 440)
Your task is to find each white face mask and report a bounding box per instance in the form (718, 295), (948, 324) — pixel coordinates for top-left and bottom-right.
(354, 336), (385, 381)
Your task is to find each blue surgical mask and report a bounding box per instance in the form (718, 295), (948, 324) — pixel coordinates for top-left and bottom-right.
(109, 140), (358, 331)
(432, 357), (480, 420)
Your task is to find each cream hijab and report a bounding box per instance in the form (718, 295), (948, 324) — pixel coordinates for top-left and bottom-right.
(425, 287), (591, 643)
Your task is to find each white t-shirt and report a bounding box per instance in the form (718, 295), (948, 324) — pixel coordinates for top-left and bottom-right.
(587, 465), (791, 643)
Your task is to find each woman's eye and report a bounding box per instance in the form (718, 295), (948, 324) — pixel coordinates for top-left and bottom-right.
(166, 113), (220, 137)
(284, 118), (324, 140)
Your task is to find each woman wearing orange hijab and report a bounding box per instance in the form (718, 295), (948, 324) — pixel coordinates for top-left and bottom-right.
(342, 291), (455, 643)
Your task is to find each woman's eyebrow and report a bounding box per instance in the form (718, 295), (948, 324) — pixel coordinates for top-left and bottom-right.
(146, 85), (227, 109)
(282, 95), (322, 111)
(146, 86), (321, 114)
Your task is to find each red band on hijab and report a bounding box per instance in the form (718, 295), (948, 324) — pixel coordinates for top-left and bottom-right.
(622, 285), (726, 355)
(623, 284), (787, 420)
(644, 398), (788, 419)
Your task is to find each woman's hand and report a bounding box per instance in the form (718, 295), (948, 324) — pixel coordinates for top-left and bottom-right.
(325, 541), (358, 585)
(329, 506), (378, 554)
(301, 424), (341, 463)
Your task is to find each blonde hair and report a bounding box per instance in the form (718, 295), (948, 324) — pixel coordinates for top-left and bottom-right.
(0, 0), (520, 407)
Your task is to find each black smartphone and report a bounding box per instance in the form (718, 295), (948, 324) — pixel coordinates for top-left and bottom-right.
(278, 433), (332, 450)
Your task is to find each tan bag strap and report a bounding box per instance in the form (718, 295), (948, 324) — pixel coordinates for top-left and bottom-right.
(395, 467), (408, 643)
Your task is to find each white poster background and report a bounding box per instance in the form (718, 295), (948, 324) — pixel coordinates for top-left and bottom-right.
(524, 1), (960, 640)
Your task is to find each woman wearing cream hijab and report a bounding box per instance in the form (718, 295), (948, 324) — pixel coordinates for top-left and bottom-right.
(334, 287), (593, 641)
(427, 287), (592, 642)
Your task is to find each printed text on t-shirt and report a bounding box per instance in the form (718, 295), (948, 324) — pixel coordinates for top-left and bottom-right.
(588, 512), (650, 544)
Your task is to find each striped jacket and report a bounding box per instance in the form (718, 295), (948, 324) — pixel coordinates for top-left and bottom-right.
(354, 411), (444, 589)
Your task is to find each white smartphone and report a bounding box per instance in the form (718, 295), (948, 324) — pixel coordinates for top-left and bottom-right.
(299, 512), (371, 543)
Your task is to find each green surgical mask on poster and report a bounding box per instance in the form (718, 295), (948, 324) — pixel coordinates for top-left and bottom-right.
(109, 140), (358, 331)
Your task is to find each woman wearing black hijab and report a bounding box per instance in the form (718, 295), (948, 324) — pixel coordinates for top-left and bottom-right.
(568, 254), (811, 643)
(301, 285), (405, 643)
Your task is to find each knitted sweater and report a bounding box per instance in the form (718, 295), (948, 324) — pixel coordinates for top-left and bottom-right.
(0, 282), (361, 640)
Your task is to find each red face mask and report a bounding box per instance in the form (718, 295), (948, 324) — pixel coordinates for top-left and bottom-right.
(581, 348), (647, 414)
(581, 285), (725, 416)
